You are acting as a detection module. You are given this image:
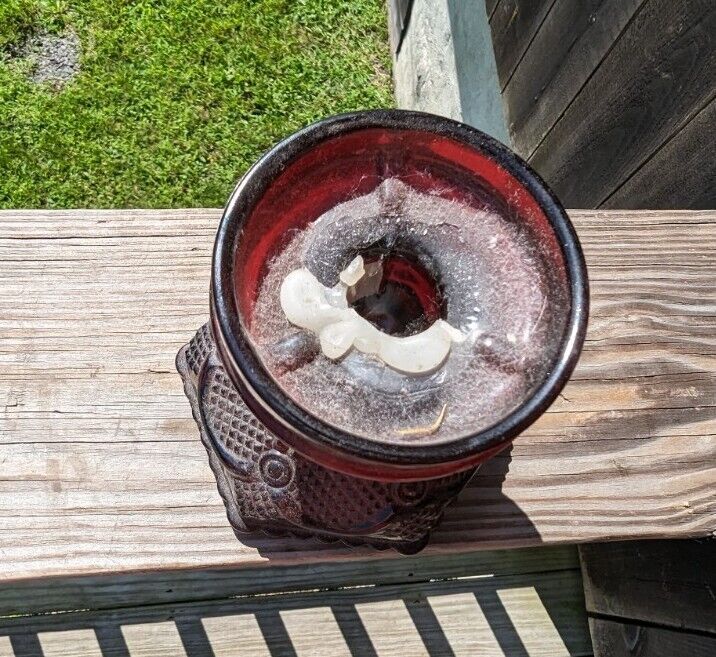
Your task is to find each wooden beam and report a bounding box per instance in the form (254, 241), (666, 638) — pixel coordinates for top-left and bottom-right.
(0, 209), (714, 594)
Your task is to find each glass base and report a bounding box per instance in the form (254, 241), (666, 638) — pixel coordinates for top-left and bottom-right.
(176, 324), (476, 554)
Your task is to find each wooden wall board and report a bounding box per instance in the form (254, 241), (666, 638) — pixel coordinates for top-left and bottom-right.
(588, 618), (715, 657)
(580, 539), (716, 634)
(489, 0), (556, 89)
(503, 0), (646, 158)
(486, 0), (500, 21)
(603, 98), (716, 210)
(528, 0), (716, 208)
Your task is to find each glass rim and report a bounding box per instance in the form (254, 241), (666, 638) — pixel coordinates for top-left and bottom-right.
(210, 109), (589, 478)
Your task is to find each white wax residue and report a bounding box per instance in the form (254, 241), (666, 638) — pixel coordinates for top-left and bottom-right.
(279, 255), (465, 374)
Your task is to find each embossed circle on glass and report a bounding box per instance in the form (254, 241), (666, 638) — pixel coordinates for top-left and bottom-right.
(259, 450), (294, 488)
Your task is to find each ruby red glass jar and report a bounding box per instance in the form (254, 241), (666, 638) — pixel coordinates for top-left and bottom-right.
(177, 110), (588, 553)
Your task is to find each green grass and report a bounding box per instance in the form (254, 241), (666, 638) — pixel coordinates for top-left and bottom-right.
(0, 0), (393, 208)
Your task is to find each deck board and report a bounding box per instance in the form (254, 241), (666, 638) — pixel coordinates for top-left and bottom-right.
(0, 209), (714, 598)
(0, 571), (592, 657)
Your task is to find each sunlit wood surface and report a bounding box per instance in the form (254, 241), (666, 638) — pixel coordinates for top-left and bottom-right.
(1, 209), (714, 654)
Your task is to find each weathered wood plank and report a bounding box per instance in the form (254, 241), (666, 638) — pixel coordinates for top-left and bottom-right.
(486, 0), (501, 21)
(580, 539), (716, 634)
(588, 618), (716, 657)
(0, 545), (578, 616)
(120, 622), (187, 657)
(0, 209), (714, 597)
(503, 0), (607, 134)
(0, 571), (593, 657)
(202, 614), (271, 657)
(37, 630), (103, 657)
(603, 98), (716, 210)
(392, 0), (464, 123)
(489, 0), (556, 89)
(504, 0), (645, 158)
(529, 0), (716, 207)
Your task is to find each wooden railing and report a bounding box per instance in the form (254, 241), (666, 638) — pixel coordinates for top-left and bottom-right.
(0, 209), (714, 654)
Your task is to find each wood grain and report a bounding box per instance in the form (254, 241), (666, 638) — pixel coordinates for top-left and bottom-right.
(0, 545), (578, 616)
(580, 539), (716, 634)
(588, 618), (716, 657)
(0, 571), (592, 657)
(37, 630), (103, 657)
(489, 0), (556, 89)
(503, 0), (645, 158)
(0, 209), (714, 595)
(486, 0), (501, 21)
(529, 0), (716, 207)
(603, 98), (716, 210)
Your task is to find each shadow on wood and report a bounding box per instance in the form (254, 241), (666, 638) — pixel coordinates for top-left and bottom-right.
(0, 569), (591, 657)
(0, 451), (589, 656)
(232, 445), (542, 563)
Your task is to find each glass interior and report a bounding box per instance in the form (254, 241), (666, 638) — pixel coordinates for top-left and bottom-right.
(234, 128), (570, 445)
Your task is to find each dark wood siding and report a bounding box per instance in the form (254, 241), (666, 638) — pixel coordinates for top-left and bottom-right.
(580, 540), (716, 656)
(489, 0), (716, 209)
(589, 618), (716, 657)
(486, 0), (501, 20)
(502, 0), (645, 157)
(580, 540), (716, 634)
(604, 97), (716, 209)
(490, 0), (556, 89)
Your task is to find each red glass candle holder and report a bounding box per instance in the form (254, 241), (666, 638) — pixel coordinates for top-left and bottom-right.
(177, 110), (588, 553)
